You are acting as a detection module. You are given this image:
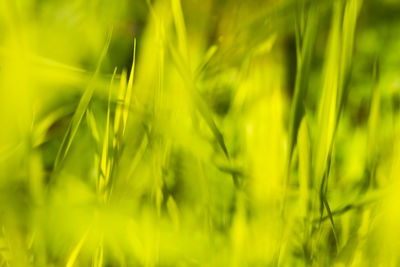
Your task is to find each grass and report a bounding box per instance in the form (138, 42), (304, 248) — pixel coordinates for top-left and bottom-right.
(1, 0), (400, 266)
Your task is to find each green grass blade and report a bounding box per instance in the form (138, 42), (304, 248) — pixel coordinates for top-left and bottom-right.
(288, 4), (318, 160)
(99, 68), (117, 193)
(313, 0), (342, 185)
(298, 117), (311, 218)
(66, 230), (89, 267)
(53, 31), (112, 171)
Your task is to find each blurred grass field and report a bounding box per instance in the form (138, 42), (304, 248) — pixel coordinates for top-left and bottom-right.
(1, 0), (400, 266)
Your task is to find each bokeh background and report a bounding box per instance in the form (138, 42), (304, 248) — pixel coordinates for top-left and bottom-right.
(1, 0), (400, 266)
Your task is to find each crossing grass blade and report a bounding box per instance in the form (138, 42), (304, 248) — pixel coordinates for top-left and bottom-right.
(53, 31), (113, 171)
(167, 21), (230, 158)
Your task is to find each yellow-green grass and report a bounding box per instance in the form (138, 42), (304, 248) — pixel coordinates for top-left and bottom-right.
(1, 0), (400, 266)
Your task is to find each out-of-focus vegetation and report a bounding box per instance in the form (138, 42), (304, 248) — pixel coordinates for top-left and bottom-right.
(1, 0), (400, 266)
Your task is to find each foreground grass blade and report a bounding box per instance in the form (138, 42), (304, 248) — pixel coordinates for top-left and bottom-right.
(298, 117), (311, 218)
(288, 4), (318, 161)
(54, 31), (112, 171)
(168, 11), (230, 158)
(99, 68), (117, 194)
(66, 230), (89, 267)
(313, 0), (342, 186)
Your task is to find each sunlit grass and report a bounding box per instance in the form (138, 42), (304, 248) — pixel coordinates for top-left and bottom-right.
(0, 0), (400, 266)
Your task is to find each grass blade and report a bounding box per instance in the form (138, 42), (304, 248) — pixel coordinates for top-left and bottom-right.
(54, 31), (113, 171)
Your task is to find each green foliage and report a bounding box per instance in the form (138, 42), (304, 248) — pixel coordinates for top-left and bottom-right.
(0, 0), (400, 266)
